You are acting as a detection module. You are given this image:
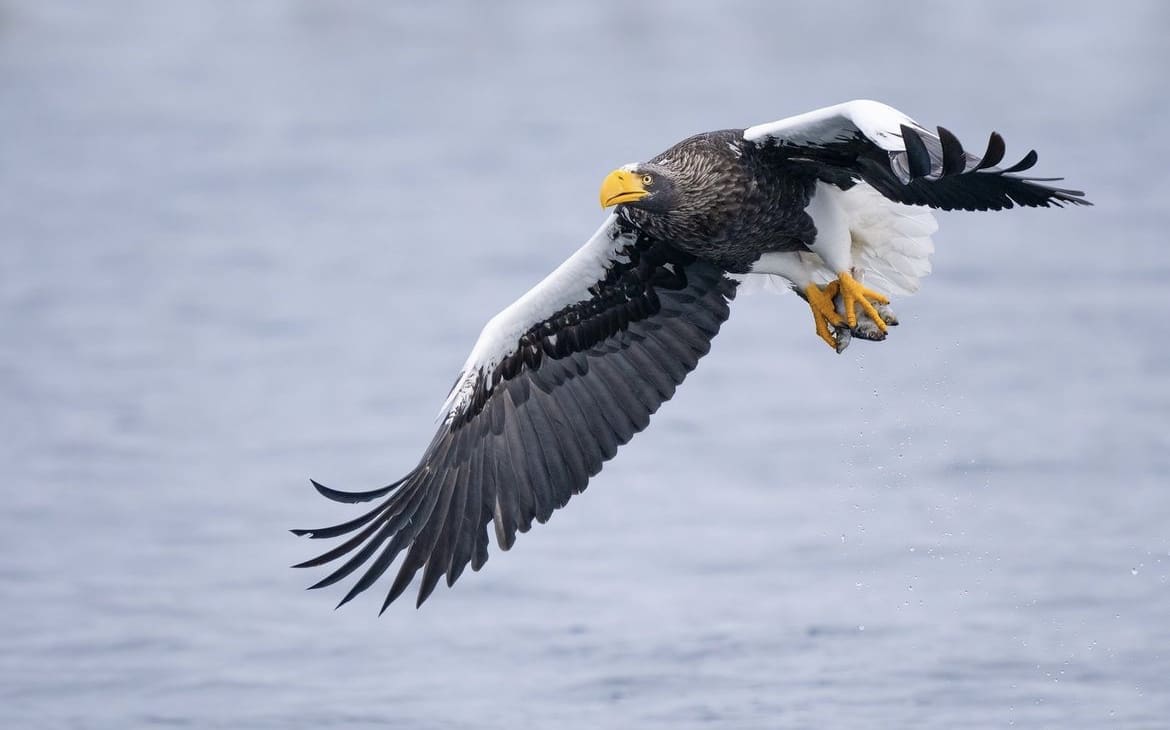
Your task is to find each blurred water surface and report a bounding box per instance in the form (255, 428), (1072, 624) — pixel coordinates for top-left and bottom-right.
(2, 1), (1169, 728)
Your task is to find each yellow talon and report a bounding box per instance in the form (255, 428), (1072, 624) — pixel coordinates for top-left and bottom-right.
(835, 271), (889, 332)
(803, 282), (843, 350)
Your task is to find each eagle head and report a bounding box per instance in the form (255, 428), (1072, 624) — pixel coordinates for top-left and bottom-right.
(599, 164), (680, 213)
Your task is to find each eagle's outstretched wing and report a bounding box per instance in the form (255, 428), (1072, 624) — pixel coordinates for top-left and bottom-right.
(744, 99), (1091, 211)
(293, 215), (737, 611)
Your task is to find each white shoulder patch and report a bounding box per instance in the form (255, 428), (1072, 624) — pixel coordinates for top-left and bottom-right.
(440, 214), (632, 419)
(743, 99), (921, 153)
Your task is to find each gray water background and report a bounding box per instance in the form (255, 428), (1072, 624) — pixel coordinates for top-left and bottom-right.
(2, 1), (1169, 727)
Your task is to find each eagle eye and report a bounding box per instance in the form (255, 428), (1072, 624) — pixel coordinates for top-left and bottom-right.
(641, 174), (654, 186)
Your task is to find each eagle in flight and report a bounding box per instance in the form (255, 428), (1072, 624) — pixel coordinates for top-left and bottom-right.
(293, 100), (1088, 611)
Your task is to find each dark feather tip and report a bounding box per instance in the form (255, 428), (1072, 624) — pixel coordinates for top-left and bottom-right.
(335, 589), (360, 610)
(975, 131), (1006, 170)
(900, 125), (932, 179)
(1001, 149), (1039, 174)
(307, 573), (342, 590)
(310, 478), (396, 504)
(936, 126), (966, 177)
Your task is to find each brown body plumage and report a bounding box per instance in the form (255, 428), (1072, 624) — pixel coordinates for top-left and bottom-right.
(618, 130), (824, 273)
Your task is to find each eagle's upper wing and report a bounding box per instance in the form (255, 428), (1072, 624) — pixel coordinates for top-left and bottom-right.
(293, 215), (737, 611)
(743, 99), (1090, 211)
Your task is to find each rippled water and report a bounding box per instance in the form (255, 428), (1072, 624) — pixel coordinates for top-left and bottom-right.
(2, 1), (1169, 727)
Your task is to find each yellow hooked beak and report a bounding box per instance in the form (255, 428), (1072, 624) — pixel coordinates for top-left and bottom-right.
(599, 169), (649, 208)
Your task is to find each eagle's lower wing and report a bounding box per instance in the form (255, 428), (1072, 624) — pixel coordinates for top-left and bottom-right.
(744, 99), (1090, 211)
(293, 215), (737, 611)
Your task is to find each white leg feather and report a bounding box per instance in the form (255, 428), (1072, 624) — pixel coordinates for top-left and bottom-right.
(743, 181), (938, 352)
(748, 251), (817, 286)
(805, 182), (854, 275)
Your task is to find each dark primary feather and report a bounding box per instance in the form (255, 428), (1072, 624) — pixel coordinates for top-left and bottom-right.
(755, 123), (1090, 212)
(293, 222), (737, 610)
(901, 124), (933, 179)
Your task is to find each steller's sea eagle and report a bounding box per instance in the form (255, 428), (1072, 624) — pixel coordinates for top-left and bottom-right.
(293, 100), (1088, 612)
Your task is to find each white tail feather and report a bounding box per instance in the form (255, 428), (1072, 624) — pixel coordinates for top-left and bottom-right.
(839, 184), (937, 296)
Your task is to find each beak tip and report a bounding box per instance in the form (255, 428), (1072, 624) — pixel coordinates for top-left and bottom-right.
(598, 168), (646, 211)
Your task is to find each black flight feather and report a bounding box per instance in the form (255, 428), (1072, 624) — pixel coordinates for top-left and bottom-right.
(293, 233), (737, 610)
